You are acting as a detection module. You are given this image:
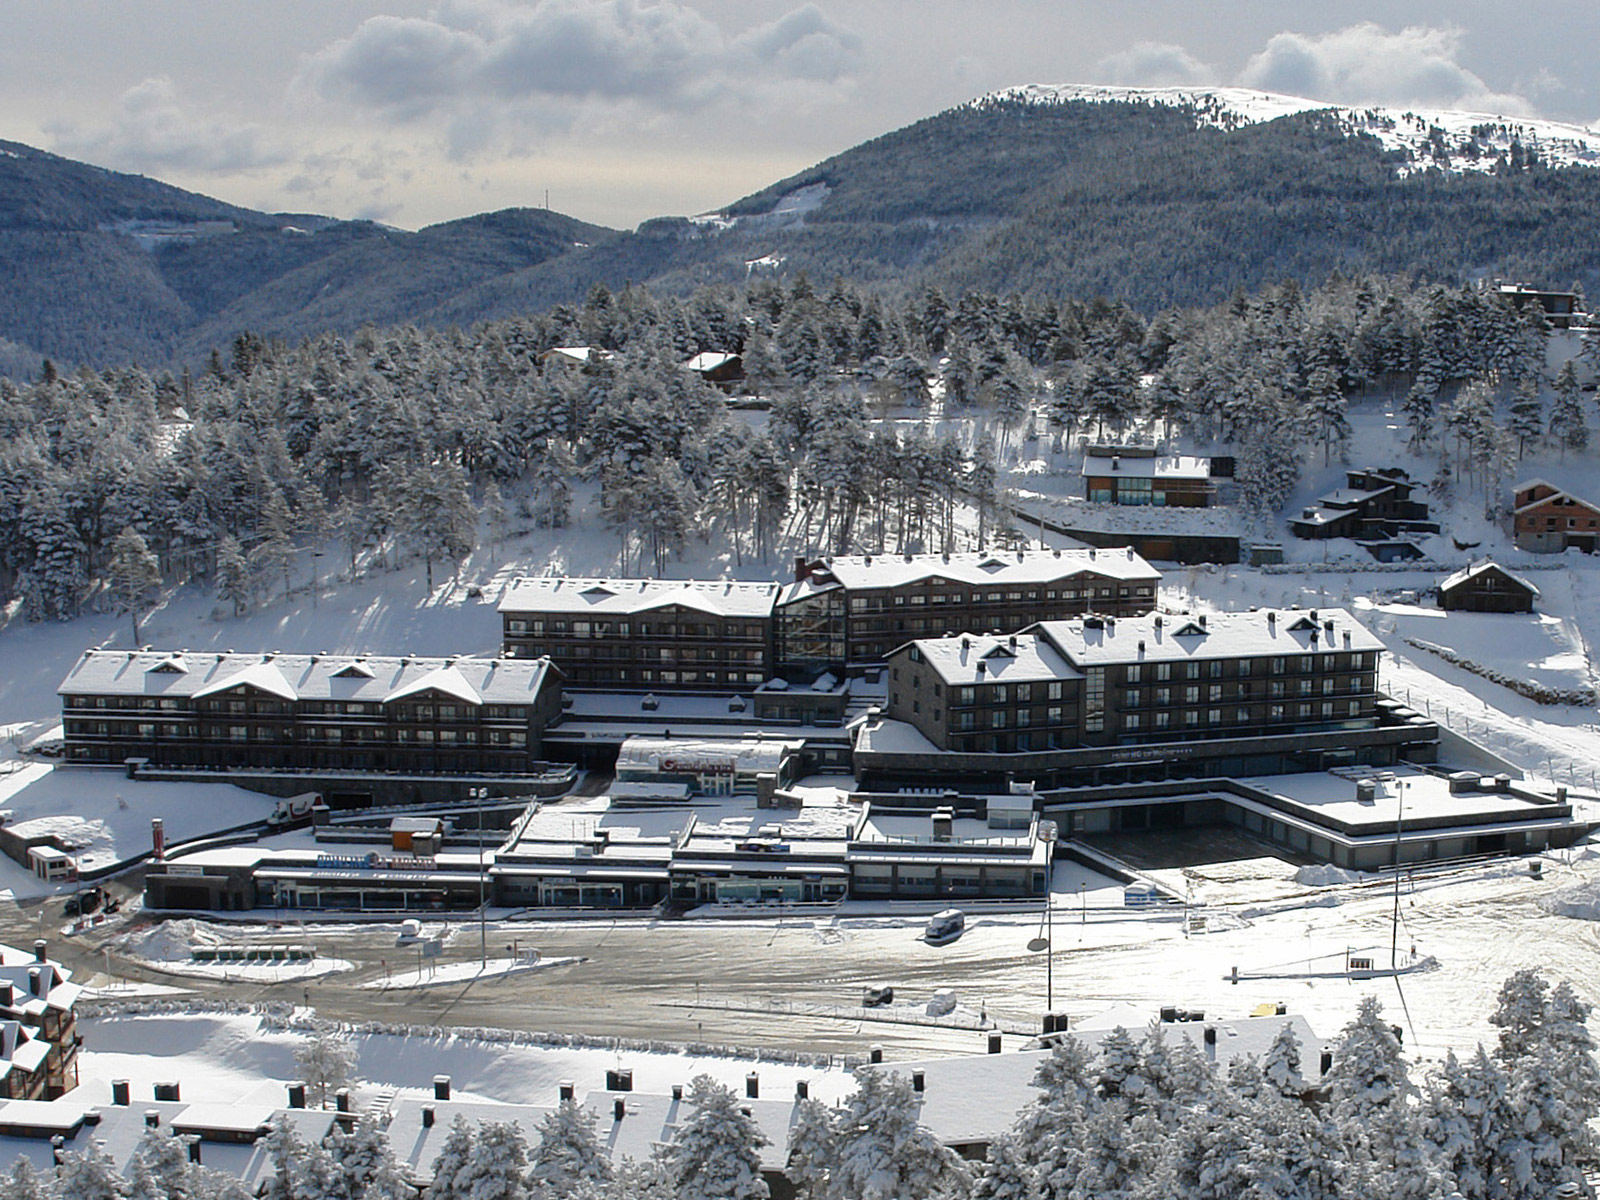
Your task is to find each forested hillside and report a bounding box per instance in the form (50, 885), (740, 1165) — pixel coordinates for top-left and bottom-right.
(7, 94), (1600, 373)
(0, 260), (1582, 630)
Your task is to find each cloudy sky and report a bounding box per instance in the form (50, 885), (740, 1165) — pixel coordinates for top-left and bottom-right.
(4, 2), (1597, 231)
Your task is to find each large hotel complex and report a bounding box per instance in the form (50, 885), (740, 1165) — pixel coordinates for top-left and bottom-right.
(50, 547), (1594, 912)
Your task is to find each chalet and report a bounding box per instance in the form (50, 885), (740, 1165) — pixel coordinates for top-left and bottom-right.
(1494, 283), (1583, 330)
(681, 351), (744, 388)
(0, 942), (81, 1099)
(1290, 468), (1438, 543)
(536, 346), (614, 370)
(1513, 480), (1600, 553)
(1081, 446), (1215, 508)
(1438, 562), (1539, 613)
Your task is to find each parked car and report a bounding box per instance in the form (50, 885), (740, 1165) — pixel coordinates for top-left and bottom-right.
(863, 983), (895, 1007)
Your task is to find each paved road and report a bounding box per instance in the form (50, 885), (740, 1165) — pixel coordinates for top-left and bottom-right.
(10, 879), (1057, 1060)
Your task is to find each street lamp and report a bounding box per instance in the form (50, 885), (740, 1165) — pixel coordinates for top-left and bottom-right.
(1027, 821), (1059, 1014)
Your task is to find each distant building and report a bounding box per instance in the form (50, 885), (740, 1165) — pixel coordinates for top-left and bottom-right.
(58, 650), (566, 795)
(1081, 447), (1216, 508)
(1290, 468), (1438, 543)
(1494, 283), (1583, 329)
(1513, 479), (1600, 553)
(500, 578), (782, 692)
(864, 607), (1436, 789)
(537, 346), (613, 369)
(501, 549), (1161, 689)
(1438, 561), (1539, 613)
(682, 350), (744, 388)
(0, 941), (80, 1099)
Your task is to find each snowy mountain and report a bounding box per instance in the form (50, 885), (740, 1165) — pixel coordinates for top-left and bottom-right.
(978, 84), (1600, 175)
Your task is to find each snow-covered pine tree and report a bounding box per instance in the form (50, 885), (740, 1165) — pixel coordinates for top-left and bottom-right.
(125, 1125), (197, 1200)
(257, 1118), (306, 1200)
(969, 1131), (1040, 1200)
(1424, 1046), (1509, 1200)
(426, 1113), (478, 1200)
(104, 526), (162, 647)
(666, 1075), (769, 1200)
(293, 1024), (359, 1109)
(1549, 361), (1588, 457)
(3, 1156), (59, 1200)
(289, 1140), (349, 1200)
(1261, 1021), (1303, 1098)
(1508, 376), (1544, 458)
(823, 1070), (967, 1200)
(783, 1096), (838, 1200)
(528, 1097), (613, 1198)
(457, 1119), (531, 1200)
(55, 1141), (130, 1200)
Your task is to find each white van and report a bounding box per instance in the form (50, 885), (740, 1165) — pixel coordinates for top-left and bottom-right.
(924, 909), (965, 944)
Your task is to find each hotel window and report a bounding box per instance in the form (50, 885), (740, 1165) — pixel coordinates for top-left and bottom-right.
(1209, 660), (1224, 678)
(1269, 704), (1284, 721)
(1126, 664), (1143, 683)
(1084, 668), (1105, 733)
(1236, 707), (1250, 723)
(1271, 657), (1285, 675)
(1209, 685), (1222, 702)
(1321, 702), (1334, 718)
(1299, 679), (1313, 696)
(1184, 711), (1199, 727)
(1323, 679), (1335, 695)
(1016, 683), (1032, 702)
(1238, 660), (1252, 677)
(1155, 663), (1171, 681)
(1155, 712), (1170, 729)
(1048, 681), (1064, 700)
(1208, 709), (1222, 724)
(1125, 713), (1142, 731)
(1156, 687), (1171, 706)
(1047, 706), (1063, 725)
(1184, 685), (1200, 703)
(1348, 700), (1361, 716)
(1125, 689), (1142, 707)
(1185, 662), (1200, 680)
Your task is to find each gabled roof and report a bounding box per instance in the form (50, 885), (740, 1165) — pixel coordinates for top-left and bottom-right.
(500, 576), (781, 619)
(383, 664), (483, 706)
(1439, 561), (1540, 596)
(192, 659), (298, 701)
(786, 548), (1161, 596)
(900, 632), (1083, 687)
(1513, 478), (1600, 513)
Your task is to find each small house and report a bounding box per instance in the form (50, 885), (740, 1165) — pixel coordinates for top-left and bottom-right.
(1081, 446), (1215, 507)
(1438, 562), (1539, 613)
(1513, 480), (1600, 553)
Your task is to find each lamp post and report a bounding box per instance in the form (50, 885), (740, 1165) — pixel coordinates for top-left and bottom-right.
(1040, 821), (1058, 1013)
(475, 787), (488, 970)
(1390, 779), (1405, 970)
(310, 552), (324, 610)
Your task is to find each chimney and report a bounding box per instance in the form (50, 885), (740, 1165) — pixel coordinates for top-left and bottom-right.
(606, 1069), (633, 1092)
(869, 1045), (884, 1064)
(145, 1111), (161, 1129)
(988, 1032), (1003, 1054)
(152, 818), (165, 862)
(112, 1080), (130, 1107)
(188, 1141), (202, 1165)
(51, 1136), (65, 1166)
(796, 1080), (809, 1100)
(911, 1070), (925, 1093)
(422, 1107), (435, 1129)
(1319, 1051), (1333, 1076)
(33, 940), (47, 963)
(335, 1089), (351, 1114)
(27, 967), (45, 998)
(288, 1083), (306, 1109)
(794, 556), (810, 582)
(154, 1082), (180, 1102)
(433, 1075), (451, 1101)
(0, 983), (13, 1008)
(1203, 1027), (1217, 1046)
(745, 1072), (759, 1099)
(613, 1097), (626, 1121)
(558, 1081), (575, 1102)
(671, 1084), (683, 1101)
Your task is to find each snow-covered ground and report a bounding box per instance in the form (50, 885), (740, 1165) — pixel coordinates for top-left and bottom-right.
(357, 954), (584, 990)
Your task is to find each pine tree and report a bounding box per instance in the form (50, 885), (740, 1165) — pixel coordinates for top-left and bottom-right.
(666, 1074), (769, 1200)
(257, 1118), (306, 1200)
(105, 525), (162, 647)
(458, 1120), (531, 1200)
(528, 1097), (613, 1198)
(1508, 376), (1544, 458)
(126, 1126), (197, 1200)
(1262, 1021), (1304, 1098)
(294, 1024), (359, 1109)
(1549, 361), (1588, 458)
(970, 1132), (1040, 1200)
(784, 1097), (837, 1200)
(56, 1142), (131, 1200)
(427, 1114), (478, 1200)
(824, 1070), (967, 1200)
(3, 1157), (58, 1200)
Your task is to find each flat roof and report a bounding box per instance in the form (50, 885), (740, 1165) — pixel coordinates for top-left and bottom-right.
(1239, 767), (1553, 825)
(1082, 452), (1211, 480)
(794, 548), (1160, 593)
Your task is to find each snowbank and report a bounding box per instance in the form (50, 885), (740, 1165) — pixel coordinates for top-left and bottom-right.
(1538, 878), (1600, 920)
(1294, 864), (1363, 887)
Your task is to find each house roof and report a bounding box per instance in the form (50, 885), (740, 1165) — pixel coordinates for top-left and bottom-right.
(1512, 478), (1600, 513)
(1081, 452), (1211, 481)
(1028, 607), (1383, 667)
(900, 633), (1083, 687)
(59, 650), (557, 708)
(794, 548), (1160, 594)
(683, 351), (740, 372)
(1439, 561), (1540, 596)
(500, 577), (782, 619)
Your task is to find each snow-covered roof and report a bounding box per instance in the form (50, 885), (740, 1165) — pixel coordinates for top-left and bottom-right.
(682, 351), (740, 372)
(902, 632), (1083, 687)
(798, 547), (1160, 592)
(1439, 561), (1539, 597)
(60, 650), (557, 707)
(1081, 451), (1211, 480)
(1031, 607), (1383, 667)
(500, 576), (781, 618)
(1512, 478), (1600, 513)
(616, 736), (804, 776)
(538, 346), (611, 365)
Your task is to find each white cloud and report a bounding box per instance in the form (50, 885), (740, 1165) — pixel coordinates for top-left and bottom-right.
(298, 0), (862, 124)
(45, 76), (287, 174)
(1097, 42), (1216, 88)
(1237, 23), (1533, 115)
